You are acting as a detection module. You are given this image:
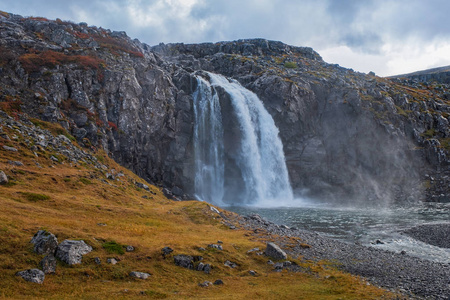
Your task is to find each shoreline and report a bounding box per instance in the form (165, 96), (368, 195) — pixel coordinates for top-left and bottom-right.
(229, 212), (450, 299)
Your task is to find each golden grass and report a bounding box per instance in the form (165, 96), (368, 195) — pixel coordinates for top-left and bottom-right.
(0, 123), (397, 299)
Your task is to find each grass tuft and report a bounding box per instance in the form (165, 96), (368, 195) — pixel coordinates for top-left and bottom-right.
(20, 192), (50, 202)
(102, 241), (125, 255)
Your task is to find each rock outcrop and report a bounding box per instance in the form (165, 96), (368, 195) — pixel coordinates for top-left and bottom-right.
(55, 240), (92, 265)
(0, 12), (448, 204)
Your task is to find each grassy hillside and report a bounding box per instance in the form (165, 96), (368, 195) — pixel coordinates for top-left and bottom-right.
(0, 113), (396, 299)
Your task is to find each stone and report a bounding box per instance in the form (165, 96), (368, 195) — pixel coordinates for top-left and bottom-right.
(8, 160), (23, 166)
(31, 230), (58, 255)
(247, 247), (260, 254)
(198, 281), (212, 287)
(174, 255), (194, 269)
(265, 242), (287, 260)
(135, 182), (150, 191)
(129, 271), (150, 279)
(0, 171), (8, 184)
(107, 258), (118, 265)
(50, 156), (59, 162)
(40, 254), (57, 274)
(126, 245), (135, 252)
(249, 270), (257, 276)
(94, 257), (101, 264)
(3, 145), (17, 152)
(203, 264), (212, 274)
(197, 262), (205, 271)
(208, 244), (223, 250)
(16, 269), (45, 284)
(224, 260), (238, 268)
(161, 246), (173, 257)
(213, 279), (224, 285)
(55, 240), (92, 265)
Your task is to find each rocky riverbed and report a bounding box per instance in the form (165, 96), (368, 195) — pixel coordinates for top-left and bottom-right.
(234, 213), (450, 299)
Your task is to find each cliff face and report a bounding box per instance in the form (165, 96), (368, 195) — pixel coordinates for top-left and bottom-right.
(0, 12), (448, 204)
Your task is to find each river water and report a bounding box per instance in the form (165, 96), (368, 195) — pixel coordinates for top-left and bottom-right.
(228, 201), (450, 263)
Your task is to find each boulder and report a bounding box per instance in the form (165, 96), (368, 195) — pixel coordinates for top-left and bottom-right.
(0, 171), (8, 185)
(31, 230), (58, 255)
(208, 244), (223, 250)
(129, 271), (150, 279)
(213, 279), (224, 285)
(56, 240), (92, 265)
(161, 246), (173, 257)
(40, 254), (57, 274)
(224, 260), (238, 268)
(126, 245), (135, 252)
(3, 145), (17, 152)
(198, 281), (212, 287)
(265, 242), (287, 260)
(203, 263), (212, 274)
(174, 255), (194, 269)
(16, 269), (45, 284)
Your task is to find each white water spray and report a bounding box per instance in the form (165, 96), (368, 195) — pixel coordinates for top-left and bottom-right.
(193, 72), (293, 206)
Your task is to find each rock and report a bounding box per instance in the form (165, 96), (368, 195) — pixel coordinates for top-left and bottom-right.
(126, 245), (135, 252)
(208, 244), (223, 250)
(174, 255), (194, 269)
(213, 279), (224, 285)
(197, 262), (205, 271)
(129, 271), (150, 279)
(161, 246), (173, 257)
(8, 160), (23, 166)
(162, 188), (174, 200)
(224, 260), (238, 268)
(40, 254), (57, 274)
(198, 281), (212, 287)
(265, 242), (287, 260)
(203, 264), (212, 274)
(50, 156), (59, 162)
(209, 206), (220, 214)
(94, 257), (101, 264)
(217, 240), (223, 244)
(0, 171), (8, 184)
(171, 186), (184, 197)
(3, 145), (17, 152)
(55, 240), (92, 265)
(31, 230), (58, 255)
(16, 269), (45, 284)
(135, 182), (149, 191)
(247, 247), (260, 254)
(249, 270), (257, 276)
(107, 258), (118, 265)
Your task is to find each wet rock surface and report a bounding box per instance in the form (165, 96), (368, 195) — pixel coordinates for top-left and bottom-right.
(404, 223), (450, 248)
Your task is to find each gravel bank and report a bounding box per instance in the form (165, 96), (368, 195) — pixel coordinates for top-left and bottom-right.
(404, 223), (450, 249)
(235, 213), (450, 299)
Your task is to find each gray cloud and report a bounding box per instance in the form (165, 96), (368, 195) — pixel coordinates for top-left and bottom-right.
(1, 0), (450, 75)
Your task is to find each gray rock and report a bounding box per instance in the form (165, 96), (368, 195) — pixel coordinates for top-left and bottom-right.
(174, 255), (194, 269)
(249, 270), (257, 276)
(8, 160), (23, 166)
(3, 145), (17, 152)
(31, 230), (58, 255)
(213, 279), (224, 285)
(0, 171), (8, 184)
(55, 240), (92, 265)
(126, 245), (135, 252)
(94, 257), (101, 264)
(129, 271), (150, 279)
(16, 269), (45, 284)
(203, 263), (212, 274)
(135, 182), (150, 191)
(265, 242), (287, 260)
(161, 246), (173, 257)
(247, 247), (260, 254)
(197, 262), (205, 271)
(208, 244), (223, 250)
(107, 258), (118, 265)
(224, 260), (238, 268)
(40, 254), (57, 274)
(198, 281), (212, 287)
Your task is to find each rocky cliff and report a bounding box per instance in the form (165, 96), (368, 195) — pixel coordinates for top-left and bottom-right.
(0, 11), (448, 204)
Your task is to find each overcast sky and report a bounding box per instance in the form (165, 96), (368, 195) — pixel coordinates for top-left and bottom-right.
(1, 0), (449, 76)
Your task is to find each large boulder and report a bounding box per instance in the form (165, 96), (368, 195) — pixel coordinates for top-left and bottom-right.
(40, 254), (57, 274)
(55, 240), (92, 265)
(31, 230), (58, 255)
(265, 242), (287, 260)
(129, 271), (150, 279)
(16, 269), (45, 284)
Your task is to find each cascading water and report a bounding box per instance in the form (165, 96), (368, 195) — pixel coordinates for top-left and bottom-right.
(192, 72), (293, 206)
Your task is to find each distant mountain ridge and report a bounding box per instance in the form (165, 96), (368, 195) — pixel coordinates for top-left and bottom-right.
(389, 65), (450, 84)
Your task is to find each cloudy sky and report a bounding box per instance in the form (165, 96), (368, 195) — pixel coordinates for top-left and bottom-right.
(1, 0), (449, 76)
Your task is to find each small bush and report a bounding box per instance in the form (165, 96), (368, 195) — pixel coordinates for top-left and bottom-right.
(284, 62), (298, 69)
(20, 192), (50, 202)
(102, 241), (125, 255)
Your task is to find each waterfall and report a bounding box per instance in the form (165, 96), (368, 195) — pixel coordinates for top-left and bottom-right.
(193, 72), (293, 206)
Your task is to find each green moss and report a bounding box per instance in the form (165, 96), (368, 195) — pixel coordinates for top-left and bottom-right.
(102, 241), (125, 255)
